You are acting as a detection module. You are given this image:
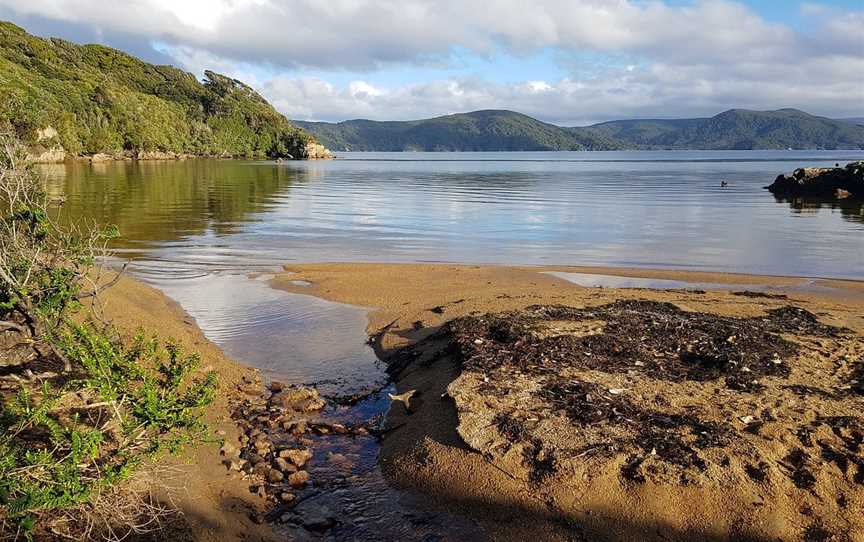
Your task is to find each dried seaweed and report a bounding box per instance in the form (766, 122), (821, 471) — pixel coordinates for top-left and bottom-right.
(448, 300), (846, 392)
(443, 300), (857, 484)
(784, 448), (816, 490)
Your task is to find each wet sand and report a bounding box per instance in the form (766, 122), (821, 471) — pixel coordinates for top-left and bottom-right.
(272, 263), (864, 542)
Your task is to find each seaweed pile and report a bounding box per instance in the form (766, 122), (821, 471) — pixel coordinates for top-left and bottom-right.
(443, 300), (863, 487)
(451, 300), (845, 391)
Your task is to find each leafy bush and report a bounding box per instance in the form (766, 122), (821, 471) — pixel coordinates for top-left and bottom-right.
(0, 330), (215, 529)
(0, 132), (217, 539)
(0, 132), (117, 364)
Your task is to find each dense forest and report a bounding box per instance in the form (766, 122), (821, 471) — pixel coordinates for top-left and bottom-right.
(297, 108), (864, 152)
(2, 21), (861, 157)
(0, 22), (320, 159)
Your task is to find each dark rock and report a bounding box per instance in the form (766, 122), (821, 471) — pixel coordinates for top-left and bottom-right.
(301, 505), (336, 531)
(245, 452), (264, 465)
(766, 161), (863, 197)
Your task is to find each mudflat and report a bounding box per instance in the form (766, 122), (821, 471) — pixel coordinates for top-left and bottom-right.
(273, 264), (864, 542)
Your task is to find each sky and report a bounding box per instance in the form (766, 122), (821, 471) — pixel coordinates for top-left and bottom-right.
(0, 0), (862, 125)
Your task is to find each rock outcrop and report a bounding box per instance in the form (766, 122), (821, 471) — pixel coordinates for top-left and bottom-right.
(766, 161), (863, 197)
(300, 142), (333, 160)
(25, 146), (66, 163)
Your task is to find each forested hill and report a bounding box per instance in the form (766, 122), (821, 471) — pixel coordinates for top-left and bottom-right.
(0, 21), (325, 160)
(585, 109), (864, 150)
(294, 110), (624, 151)
(298, 108), (864, 152)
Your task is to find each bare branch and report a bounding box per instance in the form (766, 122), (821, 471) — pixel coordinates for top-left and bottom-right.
(76, 262), (129, 300)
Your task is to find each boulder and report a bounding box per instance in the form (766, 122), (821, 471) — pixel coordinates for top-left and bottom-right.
(88, 153), (114, 162)
(270, 386), (326, 412)
(288, 470), (310, 488)
(25, 146), (66, 163)
(282, 448), (313, 468)
(301, 142), (333, 160)
(766, 161), (863, 197)
(273, 457), (297, 473)
(267, 469), (285, 483)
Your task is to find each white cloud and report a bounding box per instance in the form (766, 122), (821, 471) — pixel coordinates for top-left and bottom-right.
(1, 0), (852, 69)
(1, 0), (862, 121)
(266, 54), (864, 126)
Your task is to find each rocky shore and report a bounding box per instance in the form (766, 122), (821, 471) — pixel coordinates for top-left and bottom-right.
(766, 161), (863, 197)
(223, 374), (379, 532)
(25, 141), (333, 163)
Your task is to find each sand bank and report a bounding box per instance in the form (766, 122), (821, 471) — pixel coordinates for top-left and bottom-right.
(273, 263), (864, 542)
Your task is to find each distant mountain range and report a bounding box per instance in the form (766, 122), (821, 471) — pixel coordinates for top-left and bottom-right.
(295, 108), (864, 152)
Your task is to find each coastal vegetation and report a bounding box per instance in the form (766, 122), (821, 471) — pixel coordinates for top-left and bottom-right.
(0, 134), (216, 539)
(0, 21), (318, 161)
(296, 108), (864, 152)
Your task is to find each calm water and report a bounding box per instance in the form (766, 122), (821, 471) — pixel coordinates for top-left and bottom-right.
(39, 151), (863, 539)
(43, 150), (864, 280)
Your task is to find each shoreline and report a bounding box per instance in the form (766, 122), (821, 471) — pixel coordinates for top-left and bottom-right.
(272, 262), (864, 541)
(96, 263), (863, 540)
(26, 142), (333, 164)
(96, 276), (281, 542)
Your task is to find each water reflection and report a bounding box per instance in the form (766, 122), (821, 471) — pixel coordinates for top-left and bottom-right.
(42, 159), (310, 257)
(773, 195), (864, 225)
(147, 271), (385, 394)
(40, 151), (864, 279)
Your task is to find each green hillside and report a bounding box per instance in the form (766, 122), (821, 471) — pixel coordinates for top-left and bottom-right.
(294, 110), (624, 151)
(836, 117), (864, 126)
(299, 108), (864, 152)
(578, 118), (704, 148)
(655, 109), (864, 150)
(0, 21), (318, 159)
(583, 109), (864, 150)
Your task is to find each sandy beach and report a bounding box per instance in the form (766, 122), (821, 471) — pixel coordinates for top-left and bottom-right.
(272, 263), (864, 542)
(88, 264), (864, 541)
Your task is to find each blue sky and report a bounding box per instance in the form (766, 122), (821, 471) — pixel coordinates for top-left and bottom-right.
(1, 0), (862, 124)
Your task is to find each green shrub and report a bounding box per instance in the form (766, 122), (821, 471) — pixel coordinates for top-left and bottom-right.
(0, 328), (216, 534)
(0, 131), (217, 539)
